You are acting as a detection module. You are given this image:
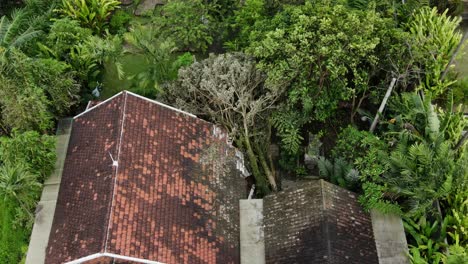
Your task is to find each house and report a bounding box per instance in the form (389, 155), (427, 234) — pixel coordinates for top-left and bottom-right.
(46, 91), (248, 263)
(39, 91), (408, 264)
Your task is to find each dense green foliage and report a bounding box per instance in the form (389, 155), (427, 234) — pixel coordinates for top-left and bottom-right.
(409, 7), (462, 97)
(0, 0), (466, 262)
(0, 49), (80, 132)
(124, 24), (193, 97)
(57, 0), (121, 34)
(0, 131), (56, 263)
(0, 9), (41, 54)
(0, 131), (56, 181)
(152, 0), (215, 52)
(249, 2), (387, 121)
(109, 10), (131, 34)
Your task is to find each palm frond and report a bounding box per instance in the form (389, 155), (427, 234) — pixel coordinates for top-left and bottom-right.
(0, 16), (9, 45)
(317, 156), (333, 179)
(10, 26), (41, 47)
(2, 9), (27, 46)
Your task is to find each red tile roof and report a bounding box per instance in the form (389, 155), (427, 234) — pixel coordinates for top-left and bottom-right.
(46, 91), (247, 264)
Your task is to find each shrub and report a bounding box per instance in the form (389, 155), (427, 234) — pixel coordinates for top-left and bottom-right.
(332, 126), (384, 162)
(225, 0), (266, 51)
(317, 157), (360, 190)
(109, 10), (131, 34)
(152, 0), (214, 52)
(0, 164), (41, 226)
(38, 18), (92, 60)
(0, 49), (80, 131)
(0, 201), (30, 264)
(0, 130), (56, 181)
(124, 24), (176, 97)
(359, 182), (402, 215)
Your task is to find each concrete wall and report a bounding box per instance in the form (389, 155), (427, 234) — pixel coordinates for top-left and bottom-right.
(26, 119), (73, 264)
(371, 209), (409, 264)
(240, 199), (265, 264)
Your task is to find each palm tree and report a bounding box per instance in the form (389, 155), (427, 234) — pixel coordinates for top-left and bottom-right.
(384, 92), (466, 216)
(124, 24), (175, 97)
(0, 163), (41, 222)
(0, 9), (42, 54)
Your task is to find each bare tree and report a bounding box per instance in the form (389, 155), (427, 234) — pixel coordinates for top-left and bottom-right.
(166, 53), (281, 192)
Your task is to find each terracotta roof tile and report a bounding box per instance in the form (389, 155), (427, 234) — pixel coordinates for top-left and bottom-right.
(46, 92), (246, 263)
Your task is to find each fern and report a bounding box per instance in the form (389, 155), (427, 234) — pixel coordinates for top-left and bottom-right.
(272, 111), (304, 155)
(317, 156), (360, 190)
(317, 156), (333, 179)
(359, 182), (403, 215)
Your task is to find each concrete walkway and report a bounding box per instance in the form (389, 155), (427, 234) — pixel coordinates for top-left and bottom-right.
(26, 119), (73, 264)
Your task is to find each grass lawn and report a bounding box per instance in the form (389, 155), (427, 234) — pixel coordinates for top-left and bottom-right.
(100, 53), (150, 99)
(0, 202), (29, 263)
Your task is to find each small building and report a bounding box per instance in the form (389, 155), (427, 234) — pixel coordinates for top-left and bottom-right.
(239, 180), (408, 264)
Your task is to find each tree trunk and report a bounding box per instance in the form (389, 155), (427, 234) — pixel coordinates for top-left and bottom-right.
(238, 136), (268, 193)
(254, 141), (278, 191)
(370, 77), (397, 133)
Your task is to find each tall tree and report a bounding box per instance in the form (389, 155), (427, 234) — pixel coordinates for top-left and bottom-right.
(167, 53), (280, 193)
(247, 1), (398, 159)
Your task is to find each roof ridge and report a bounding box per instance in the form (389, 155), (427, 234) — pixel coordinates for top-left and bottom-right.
(125, 91), (197, 118)
(103, 91), (128, 253)
(75, 90), (203, 121)
(74, 91), (125, 119)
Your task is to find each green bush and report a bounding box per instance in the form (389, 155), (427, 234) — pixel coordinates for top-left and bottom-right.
(152, 0), (215, 52)
(124, 24), (176, 97)
(38, 18), (92, 60)
(247, 1), (399, 164)
(0, 130), (56, 181)
(332, 126), (384, 162)
(225, 0), (266, 51)
(0, 49), (80, 131)
(109, 10), (131, 34)
(317, 157), (360, 190)
(405, 215), (448, 263)
(359, 182), (402, 215)
(0, 164), (42, 227)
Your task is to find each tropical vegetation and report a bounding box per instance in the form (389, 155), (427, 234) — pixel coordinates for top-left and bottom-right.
(0, 0), (466, 262)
